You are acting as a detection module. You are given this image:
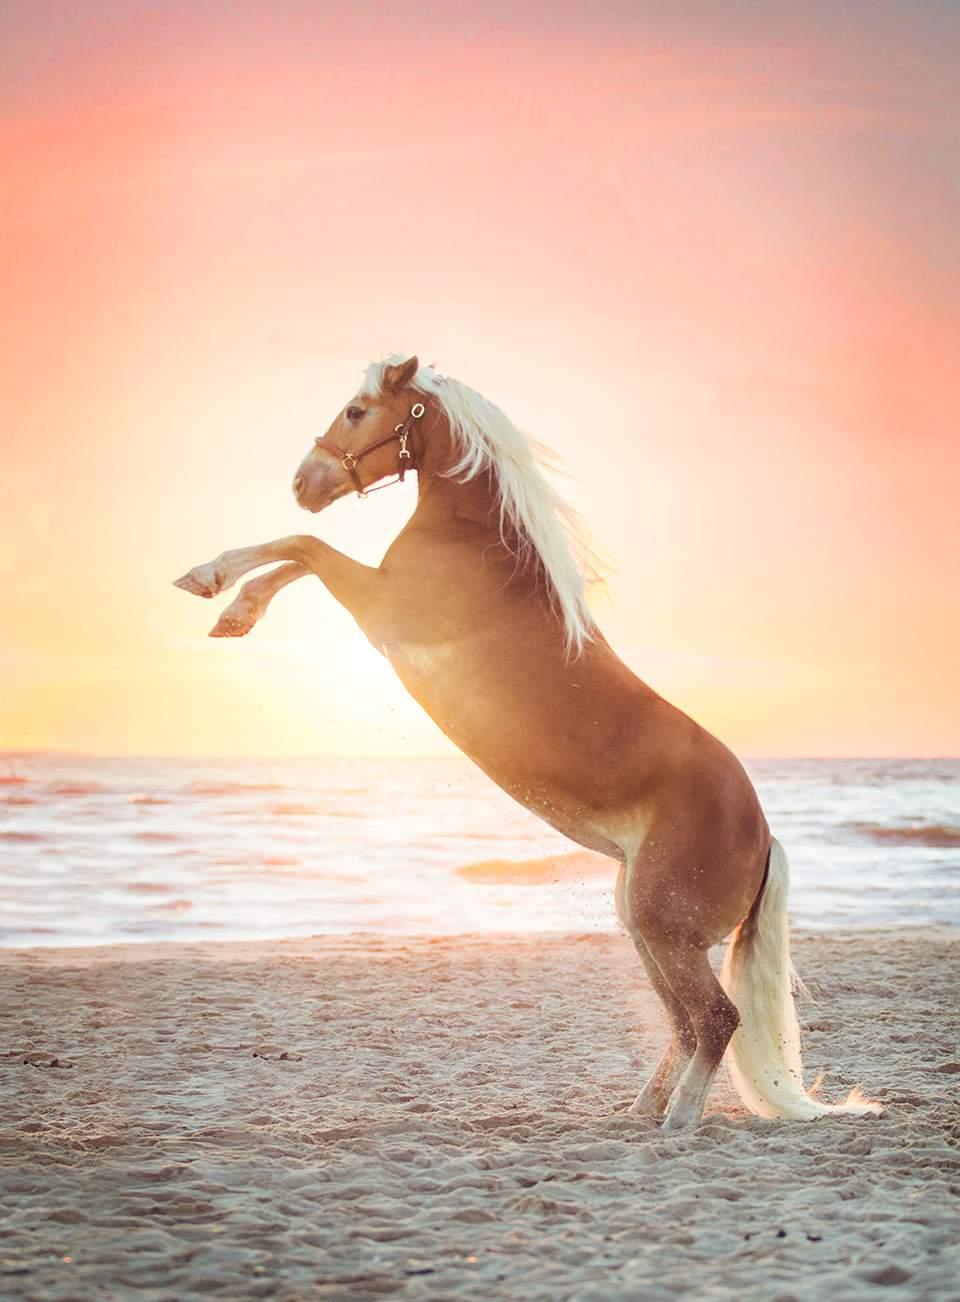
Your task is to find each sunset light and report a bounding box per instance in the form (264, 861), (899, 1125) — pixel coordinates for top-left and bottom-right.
(3, 7), (959, 1298)
(3, 2), (957, 758)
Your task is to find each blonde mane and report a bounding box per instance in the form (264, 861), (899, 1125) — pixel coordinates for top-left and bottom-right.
(361, 356), (600, 654)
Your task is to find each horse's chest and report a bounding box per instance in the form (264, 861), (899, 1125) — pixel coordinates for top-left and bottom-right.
(382, 641), (459, 684)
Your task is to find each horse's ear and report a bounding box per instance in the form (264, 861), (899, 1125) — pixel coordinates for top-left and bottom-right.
(383, 356), (419, 391)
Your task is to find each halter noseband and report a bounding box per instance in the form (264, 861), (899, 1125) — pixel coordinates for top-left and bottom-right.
(314, 401), (426, 497)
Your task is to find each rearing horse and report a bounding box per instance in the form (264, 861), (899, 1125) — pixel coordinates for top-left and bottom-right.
(175, 355), (879, 1131)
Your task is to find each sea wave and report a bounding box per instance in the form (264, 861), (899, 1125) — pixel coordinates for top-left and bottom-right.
(186, 782), (287, 797)
(457, 851), (613, 885)
(848, 822), (960, 848)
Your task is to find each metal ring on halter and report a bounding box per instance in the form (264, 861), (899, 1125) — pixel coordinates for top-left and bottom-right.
(411, 402), (425, 418)
(341, 452), (357, 469)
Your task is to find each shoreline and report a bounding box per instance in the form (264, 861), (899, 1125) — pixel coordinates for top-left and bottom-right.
(2, 921), (956, 964)
(2, 928), (957, 1298)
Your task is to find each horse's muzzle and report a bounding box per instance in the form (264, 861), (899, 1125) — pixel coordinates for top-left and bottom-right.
(292, 460), (339, 513)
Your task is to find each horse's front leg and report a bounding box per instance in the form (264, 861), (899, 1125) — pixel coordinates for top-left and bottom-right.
(174, 535), (381, 622)
(208, 562), (309, 637)
(175, 540), (300, 599)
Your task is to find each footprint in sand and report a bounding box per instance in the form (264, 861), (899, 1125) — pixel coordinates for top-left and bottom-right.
(17, 1053), (74, 1069)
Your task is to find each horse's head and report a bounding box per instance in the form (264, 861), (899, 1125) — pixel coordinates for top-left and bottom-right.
(293, 355), (422, 511)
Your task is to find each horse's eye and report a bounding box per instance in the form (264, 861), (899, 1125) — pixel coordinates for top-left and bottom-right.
(345, 406), (365, 422)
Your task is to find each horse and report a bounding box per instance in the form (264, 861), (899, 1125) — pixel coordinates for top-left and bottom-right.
(174, 354), (880, 1131)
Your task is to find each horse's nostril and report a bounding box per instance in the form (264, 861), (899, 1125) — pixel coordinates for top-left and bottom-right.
(293, 474), (305, 497)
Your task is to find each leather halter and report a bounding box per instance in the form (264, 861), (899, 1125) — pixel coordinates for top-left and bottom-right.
(314, 401), (426, 497)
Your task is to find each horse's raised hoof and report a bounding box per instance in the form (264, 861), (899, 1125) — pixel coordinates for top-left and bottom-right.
(173, 563), (225, 599)
(209, 597), (261, 638)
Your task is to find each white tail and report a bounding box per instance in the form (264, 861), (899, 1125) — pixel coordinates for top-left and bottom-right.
(720, 837), (882, 1120)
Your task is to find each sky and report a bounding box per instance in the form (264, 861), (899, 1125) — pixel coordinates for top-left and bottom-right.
(1, 0), (958, 758)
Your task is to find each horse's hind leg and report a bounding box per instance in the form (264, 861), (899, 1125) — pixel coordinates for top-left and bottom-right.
(615, 866), (697, 1118)
(628, 940), (697, 1118)
(641, 933), (740, 1133)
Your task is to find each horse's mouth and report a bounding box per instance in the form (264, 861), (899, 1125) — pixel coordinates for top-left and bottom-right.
(294, 481), (353, 513)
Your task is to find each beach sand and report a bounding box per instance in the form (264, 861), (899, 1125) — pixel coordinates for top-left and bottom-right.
(1, 929), (957, 1300)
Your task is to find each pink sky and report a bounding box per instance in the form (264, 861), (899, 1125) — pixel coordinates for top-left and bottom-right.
(2, 1), (958, 756)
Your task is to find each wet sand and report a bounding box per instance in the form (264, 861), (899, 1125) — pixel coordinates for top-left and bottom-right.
(1, 928), (958, 1299)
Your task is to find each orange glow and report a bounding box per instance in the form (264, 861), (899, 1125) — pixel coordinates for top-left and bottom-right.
(2, 3), (958, 757)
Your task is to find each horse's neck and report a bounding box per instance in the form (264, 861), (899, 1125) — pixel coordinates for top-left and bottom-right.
(412, 421), (499, 532)
(414, 465), (498, 529)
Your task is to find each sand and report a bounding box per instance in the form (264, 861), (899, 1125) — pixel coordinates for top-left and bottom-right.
(1, 928), (958, 1300)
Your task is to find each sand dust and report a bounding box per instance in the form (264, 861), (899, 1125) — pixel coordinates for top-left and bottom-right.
(1, 928), (957, 1299)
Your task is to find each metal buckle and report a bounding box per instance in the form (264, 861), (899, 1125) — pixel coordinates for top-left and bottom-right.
(399, 433), (411, 459)
(341, 452), (357, 470)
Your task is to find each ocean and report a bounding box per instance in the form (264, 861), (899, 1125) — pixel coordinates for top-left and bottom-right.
(1, 754), (957, 948)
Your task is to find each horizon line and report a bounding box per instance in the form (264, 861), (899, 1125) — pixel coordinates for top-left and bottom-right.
(2, 749), (958, 764)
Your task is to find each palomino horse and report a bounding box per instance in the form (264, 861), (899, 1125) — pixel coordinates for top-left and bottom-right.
(175, 355), (879, 1131)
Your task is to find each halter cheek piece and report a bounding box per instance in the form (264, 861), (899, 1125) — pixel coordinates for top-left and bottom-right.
(314, 402), (426, 497)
